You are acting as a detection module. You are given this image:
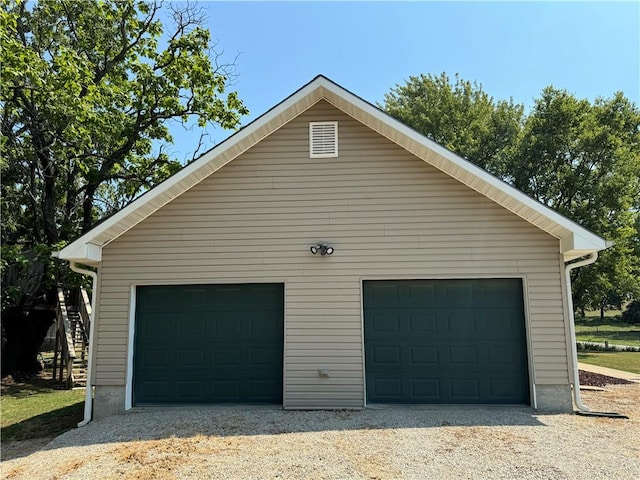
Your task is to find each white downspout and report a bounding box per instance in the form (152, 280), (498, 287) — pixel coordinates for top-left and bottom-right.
(69, 262), (98, 427)
(564, 252), (598, 412)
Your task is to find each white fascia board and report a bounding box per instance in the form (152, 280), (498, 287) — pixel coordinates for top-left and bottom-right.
(560, 232), (609, 256)
(57, 242), (102, 264)
(58, 77), (329, 261)
(319, 78), (608, 253)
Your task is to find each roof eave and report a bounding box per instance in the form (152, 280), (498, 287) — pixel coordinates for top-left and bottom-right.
(57, 75), (610, 263)
(57, 242), (102, 264)
(319, 78), (610, 258)
(58, 77), (332, 259)
(560, 232), (609, 262)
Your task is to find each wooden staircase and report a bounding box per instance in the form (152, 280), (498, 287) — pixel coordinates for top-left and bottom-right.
(53, 287), (91, 388)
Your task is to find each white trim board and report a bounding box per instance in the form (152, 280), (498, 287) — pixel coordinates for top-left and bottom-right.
(125, 284), (136, 411)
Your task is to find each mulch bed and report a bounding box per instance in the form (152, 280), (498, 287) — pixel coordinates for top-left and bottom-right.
(579, 370), (632, 388)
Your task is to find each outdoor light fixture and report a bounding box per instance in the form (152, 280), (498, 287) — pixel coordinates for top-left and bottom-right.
(310, 243), (334, 256)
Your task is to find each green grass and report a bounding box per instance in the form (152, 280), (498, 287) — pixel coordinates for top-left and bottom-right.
(582, 309), (623, 318)
(1, 378), (85, 441)
(575, 324), (640, 347)
(578, 351), (640, 374)
(575, 311), (640, 347)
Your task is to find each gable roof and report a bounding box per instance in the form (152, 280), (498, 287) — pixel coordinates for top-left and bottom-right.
(57, 75), (607, 264)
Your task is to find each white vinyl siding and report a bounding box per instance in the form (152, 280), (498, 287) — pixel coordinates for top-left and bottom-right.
(97, 100), (568, 407)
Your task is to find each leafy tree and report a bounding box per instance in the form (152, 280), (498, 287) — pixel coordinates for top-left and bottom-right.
(1, 0), (248, 375)
(510, 88), (640, 318)
(622, 300), (640, 325)
(382, 73), (524, 176)
(382, 75), (640, 319)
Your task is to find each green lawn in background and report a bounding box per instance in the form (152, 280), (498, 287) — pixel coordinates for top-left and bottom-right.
(1, 378), (84, 441)
(575, 324), (640, 347)
(578, 351), (640, 374)
(575, 310), (640, 347)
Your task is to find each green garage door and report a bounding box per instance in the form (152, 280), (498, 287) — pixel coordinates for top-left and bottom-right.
(133, 283), (284, 405)
(364, 279), (529, 404)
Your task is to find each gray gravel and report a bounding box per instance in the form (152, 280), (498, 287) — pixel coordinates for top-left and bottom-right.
(2, 386), (639, 480)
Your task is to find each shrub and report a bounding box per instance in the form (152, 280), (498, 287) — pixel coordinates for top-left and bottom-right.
(576, 341), (640, 353)
(622, 300), (640, 325)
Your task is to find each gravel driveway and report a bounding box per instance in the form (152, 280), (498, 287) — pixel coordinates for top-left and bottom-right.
(2, 385), (639, 480)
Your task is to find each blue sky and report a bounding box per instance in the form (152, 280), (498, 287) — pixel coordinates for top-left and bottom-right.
(167, 1), (640, 161)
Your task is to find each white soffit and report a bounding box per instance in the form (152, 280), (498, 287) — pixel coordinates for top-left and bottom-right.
(57, 75), (607, 263)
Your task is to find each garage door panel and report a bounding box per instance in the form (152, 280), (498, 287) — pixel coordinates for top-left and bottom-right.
(409, 346), (439, 365)
(482, 311), (520, 337)
(250, 347), (282, 366)
(211, 380), (241, 400)
(249, 379), (281, 401)
(179, 316), (205, 339)
(364, 279), (529, 405)
(181, 287), (208, 311)
(213, 348), (242, 366)
(176, 381), (205, 401)
(365, 283), (399, 306)
(411, 379), (440, 400)
(489, 379), (524, 399)
(369, 313), (400, 333)
(140, 312), (173, 339)
(474, 280), (521, 307)
(407, 284), (436, 305)
(140, 350), (169, 368)
(249, 285), (285, 309)
(137, 286), (178, 312)
(370, 345), (402, 366)
(371, 378), (402, 400)
(134, 283), (283, 405)
(448, 345), (479, 364)
(487, 345), (524, 364)
(449, 379), (480, 400)
(445, 311), (476, 335)
(212, 287), (244, 310)
(369, 373), (528, 404)
(138, 381), (169, 402)
(443, 282), (473, 304)
(211, 312), (242, 336)
(249, 312), (283, 336)
(408, 313), (438, 333)
(177, 349), (205, 367)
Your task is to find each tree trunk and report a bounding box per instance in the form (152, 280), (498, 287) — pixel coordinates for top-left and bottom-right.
(82, 187), (96, 233)
(29, 163), (42, 243)
(41, 160), (59, 243)
(600, 304), (605, 322)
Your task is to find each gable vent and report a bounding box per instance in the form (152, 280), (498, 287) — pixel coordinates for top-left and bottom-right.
(309, 121), (338, 158)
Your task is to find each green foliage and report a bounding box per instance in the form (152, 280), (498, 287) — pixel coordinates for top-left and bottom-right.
(382, 73), (524, 175)
(577, 342), (640, 353)
(383, 74), (640, 311)
(1, 0), (247, 308)
(622, 300), (640, 325)
(511, 89), (640, 311)
(0, 242), (79, 311)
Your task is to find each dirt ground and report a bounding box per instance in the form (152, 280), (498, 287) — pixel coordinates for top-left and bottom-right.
(2, 372), (638, 463)
(1, 382), (639, 480)
(580, 382), (640, 416)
